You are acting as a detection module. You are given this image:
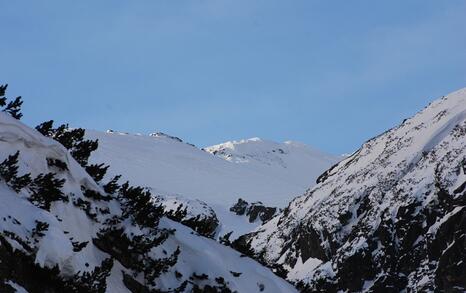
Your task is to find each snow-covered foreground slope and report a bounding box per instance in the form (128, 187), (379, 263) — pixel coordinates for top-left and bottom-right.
(0, 113), (297, 292)
(86, 131), (339, 238)
(236, 88), (466, 292)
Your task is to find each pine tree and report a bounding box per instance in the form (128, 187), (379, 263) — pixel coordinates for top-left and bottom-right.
(32, 220), (50, 239)
(0, 84), (7, 106)
(55, 125), (85, 150)
(0, 151), (32, 192)
(81, 185), (112, 201)
(4, 97), (24, 119)
(0, 84), (23, 119)
(144, 246), (181, 285)
(119, 182), (163, 228)
(0, 151), (21, 183)
(35, 120), (99, 167)
(29, 173), (66, 211)
(64, 258), (113, 292)
(36, 120), (55, 137)
(85, 163), (109, 183)
(103, 175), (121, 194)
(11, 173), (33, 192)
(71, 139), (98, 166)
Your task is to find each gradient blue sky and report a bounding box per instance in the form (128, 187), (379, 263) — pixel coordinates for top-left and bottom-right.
(1, 1), (465, 154)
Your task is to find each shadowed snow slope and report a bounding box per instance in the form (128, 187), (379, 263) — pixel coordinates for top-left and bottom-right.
(237, 88), (466, 292)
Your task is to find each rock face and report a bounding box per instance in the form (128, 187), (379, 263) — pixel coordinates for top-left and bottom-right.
(153, 195), (219, 238)
(230, 198), (278, 223)
(237, 88), (466, 292)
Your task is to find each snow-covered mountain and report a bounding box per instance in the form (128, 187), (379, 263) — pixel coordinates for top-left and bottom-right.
(4, 80), (464, 292)
(87, 133), (338, 208)
(0, 112), (297, 292)
(235, 88), (466, 292)
(205, 137), (338, 190)
(86, 131), (339, 238)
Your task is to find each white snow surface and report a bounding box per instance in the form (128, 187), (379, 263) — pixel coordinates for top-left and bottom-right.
(0, 113), (297, 292)
(86, 130), (339, 238)
(247, 87), (466, 288)
(87, 132), (338, 208)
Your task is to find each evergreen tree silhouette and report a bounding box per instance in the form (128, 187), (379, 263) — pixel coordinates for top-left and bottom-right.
(0, 151), (32, 192)
(0, 84), (23, 119)
(85, 163), (109, 183)
(29, 173), (66, 211)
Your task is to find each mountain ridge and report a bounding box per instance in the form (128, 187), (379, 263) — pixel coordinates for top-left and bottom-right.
(86, 130), (339, 239)
(235, 87), (466, 292)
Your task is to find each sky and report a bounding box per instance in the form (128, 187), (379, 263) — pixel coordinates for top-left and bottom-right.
(1, 1), (466, 154)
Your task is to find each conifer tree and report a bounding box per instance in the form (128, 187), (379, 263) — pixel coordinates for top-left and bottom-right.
(0, 84), (23, 119)
(4, 97), (24, 119)
(35, 120), (99, 167)
(103, 175), (121, 194)
(118, 182), (163, 228)
(0, 151), (21, 183)
(29, 173), (66, 211)
(71, 139), (98, 166)
(11, 173), (33, 192)
(35, 120), (55, 137)
(65, 258), (113, 292)
(85, 163), (109, 183)
(0, 84), (7, 106)
(0, 151), (32, 192)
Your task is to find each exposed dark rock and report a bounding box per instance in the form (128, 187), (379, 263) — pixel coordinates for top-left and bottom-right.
(295, 225), (329, 263)
(230, 198), (277, 223)
(230, 198), (249, 216)
(247, 203), (277, 223)
(434, 207), (466, 292)
(235, 90), (466, 292)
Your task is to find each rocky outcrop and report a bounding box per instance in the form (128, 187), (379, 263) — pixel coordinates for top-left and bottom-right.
(153, 195), (219, 238)
(230, 198), (278, 223)
(238, 88), (466, 292)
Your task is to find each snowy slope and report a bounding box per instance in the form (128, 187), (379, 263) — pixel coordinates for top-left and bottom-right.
(87, 132), (338, 208)
(205, 137), (338, 191)
(86, 131), (339, 238)
(237, 88), (466, 292)
(0, 112), (297, 292)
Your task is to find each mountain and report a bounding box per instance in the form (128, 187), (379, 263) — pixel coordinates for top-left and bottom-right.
(205, 137), (339, 191)
(85, 131), (339, 238)
(235, 88), (466, 292)
(0, 112), (297, 292)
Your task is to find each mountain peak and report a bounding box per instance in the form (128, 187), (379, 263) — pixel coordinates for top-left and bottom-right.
(237, 88), (466, 292)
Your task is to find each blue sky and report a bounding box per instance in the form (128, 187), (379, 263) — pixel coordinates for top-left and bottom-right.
(1, 1), (465, 154)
